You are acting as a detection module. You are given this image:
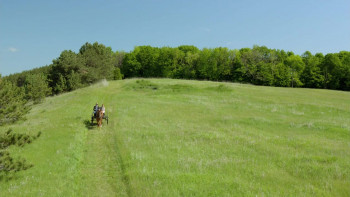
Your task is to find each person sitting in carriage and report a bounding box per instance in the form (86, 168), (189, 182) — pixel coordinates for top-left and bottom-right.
(101, 104), (106, 117)
(93, 103), (99, 117)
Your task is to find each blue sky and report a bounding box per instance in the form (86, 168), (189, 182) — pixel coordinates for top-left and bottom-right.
(1, 0), (350, 76)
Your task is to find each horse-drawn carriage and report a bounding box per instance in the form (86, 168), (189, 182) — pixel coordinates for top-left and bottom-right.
(91, 108), (108, 126)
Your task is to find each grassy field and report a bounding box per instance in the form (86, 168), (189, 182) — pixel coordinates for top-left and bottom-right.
(0, 78), (349, 196)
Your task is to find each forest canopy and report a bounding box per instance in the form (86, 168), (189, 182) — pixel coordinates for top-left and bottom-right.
(2, 42), (350, 99)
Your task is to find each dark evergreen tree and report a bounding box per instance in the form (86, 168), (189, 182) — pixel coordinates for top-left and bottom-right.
(0, 80), (29, 125)
(79, 42), (115, 83)
(0, 129), (41, 180)
(25, 73), (51, 103)
(67, 70), (82, 91)
(54, 74), (67, 94)
(49, 50), (84, 94)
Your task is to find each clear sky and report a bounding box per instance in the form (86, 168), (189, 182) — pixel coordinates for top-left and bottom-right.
(1, 0), (349, 76)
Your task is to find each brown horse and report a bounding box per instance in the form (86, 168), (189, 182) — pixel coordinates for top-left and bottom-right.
(96, 108), (104, 127)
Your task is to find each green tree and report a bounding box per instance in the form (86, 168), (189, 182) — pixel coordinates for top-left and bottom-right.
(178, 45), (200, 79)
(67, 70), (81, 91)
(0, 80), (29, 125)
(256, 62), (274, 86)
(79, 42), (115, 83)
(183, 50), (199, 79)
(231, 50), (244, 82)
(0, 129), (41, 180)
(121, 50), (142, 78)
(178, 45), (199, 54)
(285, 55), (305, 87)
(300, 51), (324, 88)
(113, 51), (126, 68)
(237, 48), (258, 83)
(136, 46), (160, 77)
(54, 74), (67, 94)
(157, 47), (177, 78)
(4, 65), (51, 88)
(272, 63), (291, 87)
(168, 48), (185, 78)
(50, 50), (84, 93)
(197, 48), (214, 80)
(338, 51), (350, 90)
(25, 74), (51, 104)
(321, 53), (340, 89)
(322, 52), (349, 90)
(113, 67), (123, 80)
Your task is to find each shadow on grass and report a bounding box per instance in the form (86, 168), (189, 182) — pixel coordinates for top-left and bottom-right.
(83, 119), (96, 130)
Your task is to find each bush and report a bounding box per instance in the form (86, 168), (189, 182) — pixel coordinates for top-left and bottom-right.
(113, 67), (123, 80)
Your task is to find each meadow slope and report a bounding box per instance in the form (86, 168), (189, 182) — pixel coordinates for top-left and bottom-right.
(0, 79), (349, 196)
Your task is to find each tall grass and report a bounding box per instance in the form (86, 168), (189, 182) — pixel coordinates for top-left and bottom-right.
(0, 79), (349, 196)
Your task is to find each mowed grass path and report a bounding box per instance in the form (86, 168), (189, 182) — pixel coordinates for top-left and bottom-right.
(0, 79), (349, 196)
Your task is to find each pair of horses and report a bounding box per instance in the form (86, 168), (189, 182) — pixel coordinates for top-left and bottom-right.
(91, 108), (108, 127)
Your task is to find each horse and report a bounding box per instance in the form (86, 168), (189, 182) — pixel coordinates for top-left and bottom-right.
(96, 108), (104, 127)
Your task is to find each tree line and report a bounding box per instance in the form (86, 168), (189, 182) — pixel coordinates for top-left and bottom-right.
(122, 45), (350, 90)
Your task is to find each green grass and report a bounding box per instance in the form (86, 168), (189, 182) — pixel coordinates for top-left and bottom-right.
(0, 78), (349, 196)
